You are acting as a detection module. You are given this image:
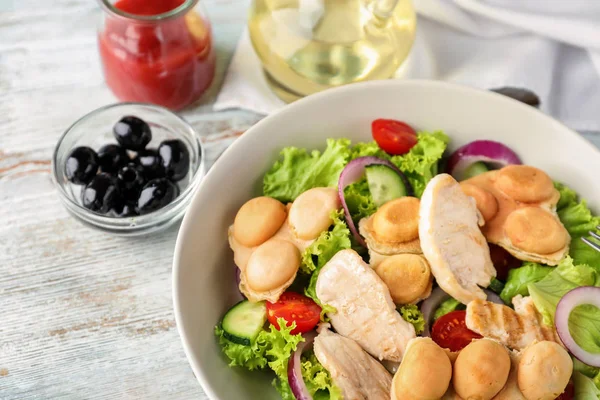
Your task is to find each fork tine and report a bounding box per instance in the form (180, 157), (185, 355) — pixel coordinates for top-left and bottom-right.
(590, 231), (600, 241)
(581, 237), (600, 253)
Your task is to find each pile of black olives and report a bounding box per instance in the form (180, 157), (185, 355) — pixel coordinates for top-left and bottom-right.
(65, 116), (191, 216)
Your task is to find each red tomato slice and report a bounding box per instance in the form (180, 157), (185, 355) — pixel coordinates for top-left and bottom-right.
(431, 310), (482, 352)
(266, 292), (321, 335)
(556, 381), (574, 400)
(371, 119), (417, 155)
(488, 243), (521, 281)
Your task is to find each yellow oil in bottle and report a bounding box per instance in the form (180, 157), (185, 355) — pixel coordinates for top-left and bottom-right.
(248, 0), (416, 102)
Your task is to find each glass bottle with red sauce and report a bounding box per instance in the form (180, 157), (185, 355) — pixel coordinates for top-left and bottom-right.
(98, 0), (216, 110)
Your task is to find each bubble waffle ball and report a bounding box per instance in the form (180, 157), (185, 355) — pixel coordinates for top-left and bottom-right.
(373, 254), (433, 305)
(453, 339), (511, 400)
(229, 188), (340, 302)
(461, 165), (570, 265)
(358, 197), (422, 268)
(391, 337), (452, 400)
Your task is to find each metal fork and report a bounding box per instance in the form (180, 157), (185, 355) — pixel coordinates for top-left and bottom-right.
(582, 226), (600, 252)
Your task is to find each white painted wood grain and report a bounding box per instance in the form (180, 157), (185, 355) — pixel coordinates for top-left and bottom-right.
(0, 0), (599, 399)
(0, 0), (257, 399)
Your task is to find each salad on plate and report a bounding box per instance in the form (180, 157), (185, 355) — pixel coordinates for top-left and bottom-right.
(214, 118), (600, 400)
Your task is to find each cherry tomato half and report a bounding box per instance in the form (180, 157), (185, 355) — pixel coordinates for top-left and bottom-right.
(431, 310), (482, 352)
(266, 292), (321, 335)
(371, 119), (417, 155)
(556, 381), (574, 400)
(489, 243), (521, 281)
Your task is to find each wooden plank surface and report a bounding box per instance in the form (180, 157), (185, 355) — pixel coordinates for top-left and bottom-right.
(1, 1), (599, 399)
(0, 1), (257, 399)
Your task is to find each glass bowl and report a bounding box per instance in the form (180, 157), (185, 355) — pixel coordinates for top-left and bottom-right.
(52, 102), (205, 236)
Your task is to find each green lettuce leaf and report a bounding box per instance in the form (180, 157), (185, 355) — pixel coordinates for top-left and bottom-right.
(343, 178), (377, 223)
(215, 318), (304, 372)
(433, 298), (465, 320)
(301, 351), (343, 400)
(398, 304), (425, 334)
(574, 358), (600, 391)
(263, 138), (352, 202)
(574, 371), (600, 399)
(555, 182), (600, 268)
(390, 131), (449, 198)
(350, 141), (390, 160)
(272, 377), (295, 400)
(500, 262), (553, 304)
(301, 209), (349, 319)
(300, 210), (351, 275)
(216, 318), (306, 399)
(528, 257), (600, 353)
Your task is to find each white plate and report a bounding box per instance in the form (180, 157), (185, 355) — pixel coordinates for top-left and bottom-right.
(173, 80), (600, 400)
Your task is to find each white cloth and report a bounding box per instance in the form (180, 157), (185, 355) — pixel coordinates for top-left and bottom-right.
(214, 0), (600, 131)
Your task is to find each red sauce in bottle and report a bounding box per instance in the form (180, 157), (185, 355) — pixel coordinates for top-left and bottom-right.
(98, 0), (215, 110)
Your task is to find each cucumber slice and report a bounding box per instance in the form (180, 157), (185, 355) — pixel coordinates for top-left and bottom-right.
(365, 164), (408, 207)
(221, 300), (267, 345)
(463, 162), (490, 180)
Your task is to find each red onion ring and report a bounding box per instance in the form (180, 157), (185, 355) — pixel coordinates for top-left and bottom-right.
(483, 289), (504, 306)
(338, 156), (412, 247)
(287, 331), (318, 400)
(555, 286), (600, 367)
(446, 140), (521, 181)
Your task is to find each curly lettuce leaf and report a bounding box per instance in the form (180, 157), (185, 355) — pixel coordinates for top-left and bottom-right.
(390, 131), (449, 198)
(263, 138), (351, 202)
(300, 209), (351, 275)
(343, 178), (377, 223)
(500, 262), (553, 304)
(398, 304), (425, 334)
(301, 351), (343, 400)
(215, 318), (304, 373)
(528, 257), (600, 353)
(301, 210), (348, 318)
(555, 182), (600, 268)
(350, 141), (391, 160)
(433, 298), (465, 320)
(272, 377), (295, 400)
(574, 371), (600, 399)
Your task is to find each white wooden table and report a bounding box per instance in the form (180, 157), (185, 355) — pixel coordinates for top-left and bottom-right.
(1, 1), (599, 399)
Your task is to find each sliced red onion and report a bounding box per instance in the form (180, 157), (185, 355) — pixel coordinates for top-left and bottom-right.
(447, 140), (522, 181)
(420, 287), (504, 337)
(483, 289), (504, 306)
(338, 156), (412, 247)
(288, 331), (318, 400)
(555, 286), (600, 367)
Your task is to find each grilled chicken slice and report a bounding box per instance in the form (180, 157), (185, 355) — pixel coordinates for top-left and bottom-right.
(419, 174), (496, 304)
(316, 249), (416, 362)
(313, 329), (392, 400)
(465, 296), (559, 350)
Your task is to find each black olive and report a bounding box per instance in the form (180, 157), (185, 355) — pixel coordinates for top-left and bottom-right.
(137, 178), (179, 215)
(112, 202), (138, 217)
(133, 148), (166, 180)
(98, 143), (129, 174)
(65, 146), (99, 185)
(117, 163), (146, 203)
(158, 139), (190, 181)
(82, 173), (121, 214)
(113, 116), (152, 151)
(490, 87), (540, 108)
